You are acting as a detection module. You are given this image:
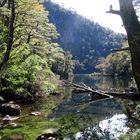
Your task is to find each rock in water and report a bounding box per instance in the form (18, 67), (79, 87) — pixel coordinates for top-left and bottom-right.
(2, 115), (19, 121)
(31, 111), (41, 116)
(0, 102), (21, 116)
(36, 128), (58, 140)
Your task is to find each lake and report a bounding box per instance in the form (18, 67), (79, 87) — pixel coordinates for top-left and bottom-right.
(0, 75), (139, 140)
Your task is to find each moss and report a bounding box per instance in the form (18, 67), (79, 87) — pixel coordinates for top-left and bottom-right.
(0, 96), (63, 140)
(1, 117), (59, 140)
(119, 129), (140, 140)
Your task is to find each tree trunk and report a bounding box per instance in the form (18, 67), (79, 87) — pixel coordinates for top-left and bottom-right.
(119, 0), (140, 93)
(0, 0), (15, 71)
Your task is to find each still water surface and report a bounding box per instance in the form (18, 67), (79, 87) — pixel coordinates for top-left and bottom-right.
(0, 75), (137, 140)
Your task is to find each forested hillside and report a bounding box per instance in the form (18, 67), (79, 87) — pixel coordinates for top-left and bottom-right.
(96, 40), (132, 76)
(44, 1), (125, 73)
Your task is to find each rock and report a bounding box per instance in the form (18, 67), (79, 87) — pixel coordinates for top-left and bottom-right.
(9, 122), (18, 127)
(0, 88), (19, 101)
(0, 102), (21, 116)
(63, 136), (73, 140)
(0, 88), (34, 102)
(2, 115), (19, 121)
(36, 128), (58, 140)
(2, 134), (24, 140)
(0, 96), (4, 103)
(50, 92), (61, 96)
(75, 132), (84, 140)
(10, 134), (24, 140)
(36, 134), (56, 140)
(8, 122), (22, 129)
(31, 111), (41, 116)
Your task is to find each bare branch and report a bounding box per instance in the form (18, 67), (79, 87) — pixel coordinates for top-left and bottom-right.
(106, 9), (121, 15)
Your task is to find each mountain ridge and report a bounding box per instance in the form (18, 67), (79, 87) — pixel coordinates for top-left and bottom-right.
(44, 1), (125, 73)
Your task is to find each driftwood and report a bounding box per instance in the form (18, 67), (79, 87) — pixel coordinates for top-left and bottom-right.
(63, 80), (113, 98)
(63, 80), (139, 100)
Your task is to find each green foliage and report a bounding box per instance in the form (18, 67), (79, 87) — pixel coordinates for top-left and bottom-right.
(0, 0), (72, 96)
(51, 51), (74, 79)
(57, 114), (101, 138)
(119, 129), (140, 140)
(96, 41), (132, 76)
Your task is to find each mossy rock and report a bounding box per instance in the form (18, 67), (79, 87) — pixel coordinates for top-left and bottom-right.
(0, 102), (21, 116)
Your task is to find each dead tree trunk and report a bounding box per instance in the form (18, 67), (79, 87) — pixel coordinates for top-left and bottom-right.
(0, 0), (15, 71)
(107, 0), (140, 93)
(119, 0), (140, 93)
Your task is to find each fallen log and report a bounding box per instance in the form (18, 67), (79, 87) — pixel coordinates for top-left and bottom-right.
(63, 80), (113, 98)
(63, 80), (139, 100)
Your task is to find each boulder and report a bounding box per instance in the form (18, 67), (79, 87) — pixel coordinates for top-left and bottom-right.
(31, 111), (41, 116)
(36, 128), (58, 140)
(2, 115), (19, 121)
(0, 88), (34, 103)
(0, 102), (21, 116)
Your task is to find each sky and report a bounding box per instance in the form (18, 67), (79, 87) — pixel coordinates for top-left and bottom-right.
(51, 0), (126, 34)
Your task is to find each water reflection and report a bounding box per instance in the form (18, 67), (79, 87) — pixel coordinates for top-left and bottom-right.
(0, 75), (138, 140)
(50, 75), (132, 118)
(73, 75), (132, 91)
(49, 75), (137, 139)
(56, 113), (129, 140)
(74, 114), (129, 140)
(50, 97), (123, 119)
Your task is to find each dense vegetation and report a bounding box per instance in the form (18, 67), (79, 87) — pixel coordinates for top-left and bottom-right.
(0, 0), (73, 99)
(96, 40), (132, 76)
(0, 0), (140, 140)
(44, 1), (125, 74)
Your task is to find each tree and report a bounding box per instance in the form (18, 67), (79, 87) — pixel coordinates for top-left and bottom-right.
(0, 0), (15, 71)
(107, 0), (140, 93)
(0, 0), (68, 96)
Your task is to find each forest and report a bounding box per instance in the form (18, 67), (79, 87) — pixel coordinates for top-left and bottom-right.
(0, 0), (73, 102)
(0, 0), (140, 140)
(45, 1), (125, 74)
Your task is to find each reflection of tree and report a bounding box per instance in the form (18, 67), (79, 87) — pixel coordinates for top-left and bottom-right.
(94, 76), (131, 91)
(57, 114), (128, 139)
(116, 99), (140, 123)
(57, 114), (102, 138)
(64, 85), (72, 101)
(116, 99), (140, 139)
